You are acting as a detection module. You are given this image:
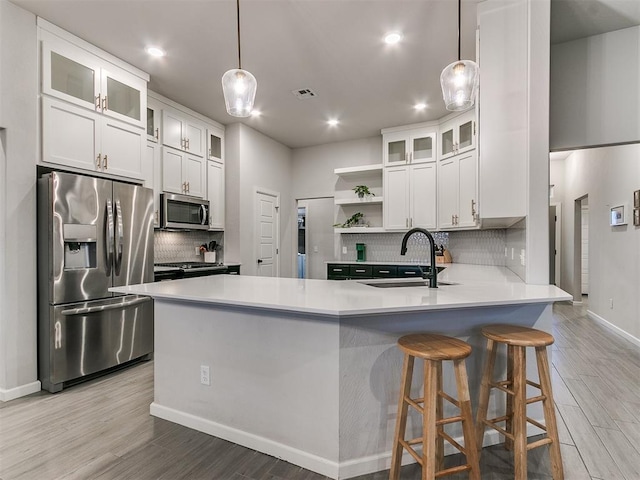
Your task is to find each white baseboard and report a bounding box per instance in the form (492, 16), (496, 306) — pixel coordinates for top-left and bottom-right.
(150, 403), (340, 478)
(587, 310), (640, 348)
(0, 380), (41, 402)
(151, 402), (545, 479)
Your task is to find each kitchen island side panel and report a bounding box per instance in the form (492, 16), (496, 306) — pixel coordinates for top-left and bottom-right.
(151, 299), (341, 472)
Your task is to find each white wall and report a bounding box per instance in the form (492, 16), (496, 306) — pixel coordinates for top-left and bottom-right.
(550, 26), (640, 150)
(291, 136), (382, 199)
(551, 145), (640, 341)
(0, 0), (39, 400)
(225, 123), (294, 277)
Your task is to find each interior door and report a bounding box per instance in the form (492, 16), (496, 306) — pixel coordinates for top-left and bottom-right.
(112, 182), (154, 288)
(255, 191), (279, 277)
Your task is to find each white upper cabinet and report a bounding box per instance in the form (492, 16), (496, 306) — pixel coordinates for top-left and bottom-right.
(142, 141), (161, 226)
(42, 33), (146, 129)
(384, 163), (437, 231)
(383, 127), (437, 166)
(146, 98), (161, 143)
(39, 22), (148, 181)
(161, 147), (205, 199)
(207, 126), (224, 164)
(437, 150), (478, 230)
(439, 109), (476, 160)
(162, 109), (205, 157)
(207, 161), (225, 230)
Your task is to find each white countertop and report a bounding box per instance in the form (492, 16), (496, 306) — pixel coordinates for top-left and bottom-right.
(112, 264), (571, 317)
(327, 260), (445, 266)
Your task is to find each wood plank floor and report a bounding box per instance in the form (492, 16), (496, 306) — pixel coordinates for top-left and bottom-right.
(1, 299), (638, 479)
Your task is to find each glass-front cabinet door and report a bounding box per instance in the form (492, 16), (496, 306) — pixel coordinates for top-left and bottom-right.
(440, 126), (455, 159)
(383, 131), (408, 166)
(147, 105), (159, 142)
(101, 67), (146, 129)
(42, 38), (101, 112)
(207, 129), (224, 163)
(410, 132), (436, 164)
(457, 118), (475, 154)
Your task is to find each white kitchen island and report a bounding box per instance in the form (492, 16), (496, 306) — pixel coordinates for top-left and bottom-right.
(112, 264), (570, 479)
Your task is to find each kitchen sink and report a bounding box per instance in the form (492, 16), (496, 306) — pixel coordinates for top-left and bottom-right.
(359, 279), (459, 288)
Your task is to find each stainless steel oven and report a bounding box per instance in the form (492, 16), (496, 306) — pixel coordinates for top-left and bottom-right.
(161, 193), (209, 230)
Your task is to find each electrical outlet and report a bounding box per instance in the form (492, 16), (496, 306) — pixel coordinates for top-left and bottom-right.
(313, 245), (319, 253)
(195, 246), (201, 256)
(342, 246), (347, 254)
(200, 365), (210, 386)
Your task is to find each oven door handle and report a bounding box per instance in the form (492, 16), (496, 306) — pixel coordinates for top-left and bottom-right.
(60, 297), (150, 316)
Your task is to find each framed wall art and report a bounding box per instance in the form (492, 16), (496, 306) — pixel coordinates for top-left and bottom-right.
(610, 204), (627, 226)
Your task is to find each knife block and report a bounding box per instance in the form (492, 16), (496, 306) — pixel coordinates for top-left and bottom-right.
(204, 252), (217, 263)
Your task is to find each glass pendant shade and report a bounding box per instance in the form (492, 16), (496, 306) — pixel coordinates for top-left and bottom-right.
(440, 59), (478, 111)
(222, 68), (257, 117)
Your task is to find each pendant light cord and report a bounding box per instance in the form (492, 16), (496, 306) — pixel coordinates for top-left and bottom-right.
(457, 0), (461, 61)
(237, 0), (242, 69)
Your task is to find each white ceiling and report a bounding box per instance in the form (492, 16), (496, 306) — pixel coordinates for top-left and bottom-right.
(10, 0), (640, 149)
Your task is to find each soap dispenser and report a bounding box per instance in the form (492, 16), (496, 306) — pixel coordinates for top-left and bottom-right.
(356, 243), (366, 262)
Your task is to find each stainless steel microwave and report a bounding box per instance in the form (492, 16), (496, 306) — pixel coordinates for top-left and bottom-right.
(160, 193), (209, 230)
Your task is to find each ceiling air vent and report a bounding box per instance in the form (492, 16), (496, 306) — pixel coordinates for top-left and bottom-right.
(292, 88), (317, 100)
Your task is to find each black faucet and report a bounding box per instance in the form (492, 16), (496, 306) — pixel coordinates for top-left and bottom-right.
(400, 228), (438, 288)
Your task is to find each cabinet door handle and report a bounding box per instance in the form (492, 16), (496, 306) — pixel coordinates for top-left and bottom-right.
(405, 218), (408, 228)
(379, 270), (390, 274)
(182, 182), (186, 193)
(155, 210), (159, 223)
(209, 148), (212, 157)
(451, 214), (454, 225)
(471, 199), (476, 216)
(95, 94), (101, 111)
(187, 182), (190, 193)
(410, 218), (413, 227)
(155, 128), (159, 140)
(102, 96), (108, 111)
(103, 154), (108, 169)
(186, 138), (190, 150)
(96, 153), (102, 169)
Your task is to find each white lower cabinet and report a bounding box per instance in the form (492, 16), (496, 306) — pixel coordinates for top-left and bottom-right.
(384, 163), (437, 230)
(437, 150), (478, 229)
(161, 147), (205, 198)
(143, 141), (161, 226)
(206, 161), (225, 230)
(42, 96), (144, 179)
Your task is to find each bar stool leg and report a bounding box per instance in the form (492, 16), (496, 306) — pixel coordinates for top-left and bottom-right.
(536, 347), (565, 480)
(390, 354), (415, 480)
(423, 360), (438, 480)
(505, 345), (515, 451)
(435, 362), (444, 472)
(453, 359), (481, 480)
(475, 338), (497, 452)
(512, 346), (527, 480)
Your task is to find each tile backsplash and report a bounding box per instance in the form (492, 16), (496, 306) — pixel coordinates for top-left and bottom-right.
(154, 230), (224, 263)
(340, 230), (507, 266)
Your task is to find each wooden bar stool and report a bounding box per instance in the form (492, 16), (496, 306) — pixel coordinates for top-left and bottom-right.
(389, 334), (480, 480)
(475, 324), (564, 480)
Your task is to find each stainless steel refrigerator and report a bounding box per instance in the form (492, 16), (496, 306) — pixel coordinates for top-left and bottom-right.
(38, 171), (155, 393)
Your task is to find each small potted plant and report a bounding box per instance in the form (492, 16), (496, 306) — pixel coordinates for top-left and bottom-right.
(353, 185), (375, 200)
(333, 212), (365, 228)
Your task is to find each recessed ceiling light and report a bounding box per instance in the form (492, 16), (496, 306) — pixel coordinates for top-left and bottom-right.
(327, 119), (339, 127)
(384, 32), (403, 45)
(145, 46), (165, 57)
(251, 110), (261, 117)
(414, 103), (427, 111)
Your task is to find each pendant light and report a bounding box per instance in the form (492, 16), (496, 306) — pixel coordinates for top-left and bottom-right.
(440, 0), (478, 111)
(222, 0), (257, 117)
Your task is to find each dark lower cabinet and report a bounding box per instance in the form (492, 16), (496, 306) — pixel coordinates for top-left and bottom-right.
(327, 263), (443, 280)
(227, 265), (241, 275)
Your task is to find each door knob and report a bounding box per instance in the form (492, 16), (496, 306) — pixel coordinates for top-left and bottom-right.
(257, 259), (263, 264)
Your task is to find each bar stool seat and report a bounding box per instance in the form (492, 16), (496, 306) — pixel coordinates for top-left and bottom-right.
(476, 324), (564, 480)
(390, 334), (480, 480)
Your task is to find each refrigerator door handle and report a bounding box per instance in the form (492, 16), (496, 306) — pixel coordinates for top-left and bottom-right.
(60, 297), (150, 316)
(105, 198), (114, 276)
(114, 199), (124, 276)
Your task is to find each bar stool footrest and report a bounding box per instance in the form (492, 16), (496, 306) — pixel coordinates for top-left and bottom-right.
(435, 464), (472, 478)
(527, 437), (553, 451)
